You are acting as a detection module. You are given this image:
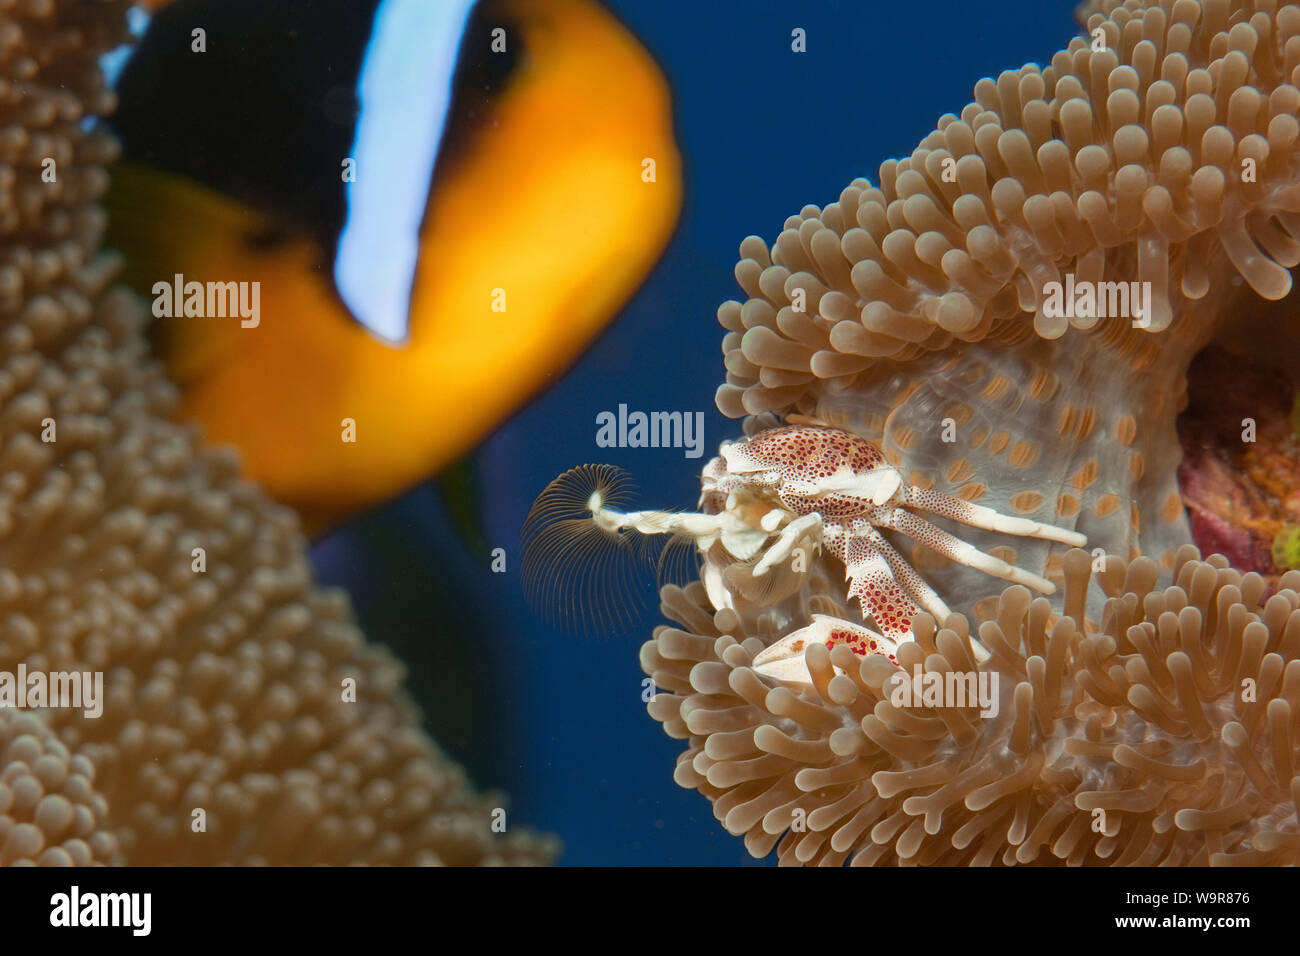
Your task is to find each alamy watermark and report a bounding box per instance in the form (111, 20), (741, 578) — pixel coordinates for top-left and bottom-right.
(50, 886), (150, 936)
(888, 664), (999, 718)
(152, 273), (260, 328)
(0, 665), (103, 718)
(596, 403), (705, 459)
(1040, 273), (1154, 328)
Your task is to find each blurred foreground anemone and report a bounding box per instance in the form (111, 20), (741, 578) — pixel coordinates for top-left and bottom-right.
(0, 711), (113, 865)
(0, 0), (555, 865)
(643, 549), (1300, 865)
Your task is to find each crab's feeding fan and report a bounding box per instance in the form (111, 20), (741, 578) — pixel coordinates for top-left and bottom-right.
(521, 464), (660, 636)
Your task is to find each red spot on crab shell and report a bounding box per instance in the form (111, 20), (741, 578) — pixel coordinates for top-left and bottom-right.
(826, 628), (885, 660)
(743, 425), (886, 479)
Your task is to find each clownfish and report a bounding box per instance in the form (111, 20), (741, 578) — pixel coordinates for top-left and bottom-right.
(103, 0), (681, 532)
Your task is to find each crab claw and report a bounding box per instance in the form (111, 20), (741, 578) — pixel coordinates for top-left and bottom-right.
(751, 614), (898, 686)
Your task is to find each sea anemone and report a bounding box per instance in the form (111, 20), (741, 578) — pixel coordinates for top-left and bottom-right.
(0, 0), (554, 865)
(643, 548), (1300, 865)
(715, 0), (1300, 619)
(638, 0), (1300, 864)
(0, 711), (115, 865)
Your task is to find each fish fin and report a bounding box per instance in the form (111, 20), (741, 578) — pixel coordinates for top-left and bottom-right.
(434, 456), (492, 561)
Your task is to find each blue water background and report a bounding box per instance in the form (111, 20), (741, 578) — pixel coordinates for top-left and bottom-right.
(313, 0), (1080, 865)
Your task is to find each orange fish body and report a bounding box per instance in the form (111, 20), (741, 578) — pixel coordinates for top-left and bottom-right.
(109, 0), (681, 531)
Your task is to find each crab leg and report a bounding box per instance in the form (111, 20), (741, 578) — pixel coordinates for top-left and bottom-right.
(825, 529), (923, 642)
(853, 522), (953, 623)
(592, 501), (774, 567)
(899, 486), (1086, 548)
(590, 504), (722, 538)
(752, 513), (822, 576)
(875, 506), (1058, 593)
